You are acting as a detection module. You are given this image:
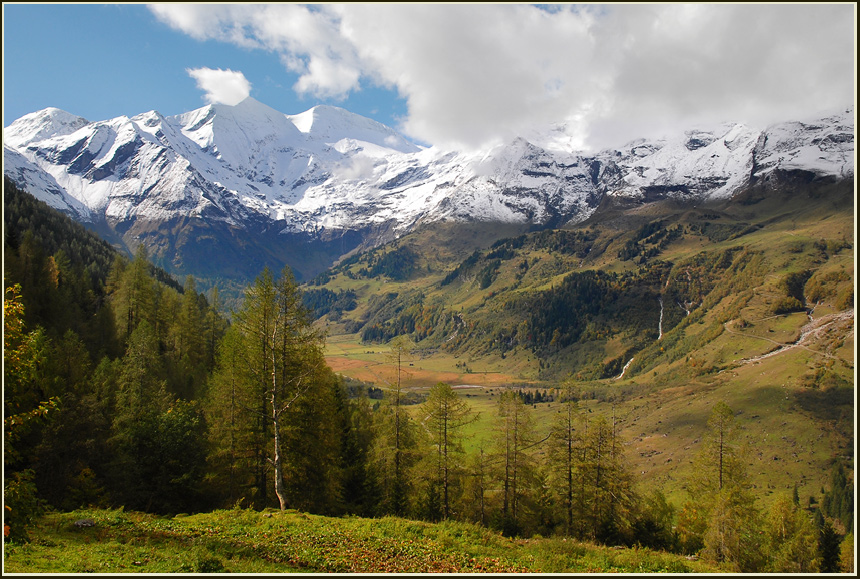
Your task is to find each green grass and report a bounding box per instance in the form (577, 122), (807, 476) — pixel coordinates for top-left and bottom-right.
(4, 508), (725, 574)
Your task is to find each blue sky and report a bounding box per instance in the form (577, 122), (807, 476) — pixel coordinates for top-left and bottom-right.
(2, 4), (409, 129)
(3, 4), (855, 152)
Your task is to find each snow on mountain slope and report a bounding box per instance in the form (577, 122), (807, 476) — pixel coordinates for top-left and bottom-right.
(601, 122), (761, 200)
(4, 99), (854, 245)
(288, 104), (421, 155)
(753, 106), (855, 179)
(4, 107), (90, 149)
(3, 145), (92, 220)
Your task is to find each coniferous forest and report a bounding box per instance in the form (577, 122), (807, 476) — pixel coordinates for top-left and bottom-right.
(3, 177), (854, 573)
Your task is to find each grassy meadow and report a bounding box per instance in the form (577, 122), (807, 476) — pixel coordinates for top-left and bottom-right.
(4, 508), (724, 574)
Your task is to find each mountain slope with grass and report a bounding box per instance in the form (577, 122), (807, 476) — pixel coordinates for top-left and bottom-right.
(308, 171), (854, 509)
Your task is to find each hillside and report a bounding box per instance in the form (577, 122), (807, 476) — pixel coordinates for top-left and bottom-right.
(307, 171), (855, 508)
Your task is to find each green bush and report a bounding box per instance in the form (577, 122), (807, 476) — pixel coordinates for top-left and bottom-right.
(3, 470), (45, 543)
(771, 296), (804, 315)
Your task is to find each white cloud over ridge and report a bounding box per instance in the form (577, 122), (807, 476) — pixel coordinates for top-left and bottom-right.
(153, 4), (855, 152)
(187, 67), (252, 106)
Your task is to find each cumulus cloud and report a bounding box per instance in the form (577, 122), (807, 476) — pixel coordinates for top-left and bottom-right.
(153, 4), (855, 151)
(186, 67), (252, 106)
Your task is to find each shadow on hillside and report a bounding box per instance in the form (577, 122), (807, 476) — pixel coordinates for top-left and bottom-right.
(793, 385), (853, 423)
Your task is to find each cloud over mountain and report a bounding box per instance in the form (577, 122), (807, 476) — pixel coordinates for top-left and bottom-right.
(187, 67), (252, 106)
(150, 4), (854, 152)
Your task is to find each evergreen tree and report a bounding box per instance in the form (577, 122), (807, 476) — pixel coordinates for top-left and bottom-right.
(822, 462), (854, 533)
(816, 511), (842, 573)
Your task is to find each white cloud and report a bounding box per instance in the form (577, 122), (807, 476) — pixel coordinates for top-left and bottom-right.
(153, 4), (855, 151)
(186, 67), (252, 106)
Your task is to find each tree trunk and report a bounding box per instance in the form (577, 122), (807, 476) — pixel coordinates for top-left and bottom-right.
(272, 347), (288, 510)
(273, 405), (288, 510)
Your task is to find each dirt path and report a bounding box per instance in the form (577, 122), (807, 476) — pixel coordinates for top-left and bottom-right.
(726, 309), (854, 366)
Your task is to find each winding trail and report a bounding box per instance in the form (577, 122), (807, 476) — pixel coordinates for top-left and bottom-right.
(726, 309), (854, 366)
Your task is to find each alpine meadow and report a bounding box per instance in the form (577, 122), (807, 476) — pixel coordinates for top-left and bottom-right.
(2, 3), (856, 574)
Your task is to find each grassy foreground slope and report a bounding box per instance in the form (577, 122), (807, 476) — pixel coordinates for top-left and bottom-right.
(4, 508), (724, 574)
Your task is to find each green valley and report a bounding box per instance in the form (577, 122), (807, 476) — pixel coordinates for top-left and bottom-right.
(3, 173), (855, 573)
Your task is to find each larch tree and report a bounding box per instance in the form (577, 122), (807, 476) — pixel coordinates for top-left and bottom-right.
(492, 389), (538, 536)
(582, 413), (635, 544)
(224, 266), (328, 511)
(684, 401), (763, 571)
(546, 379), (584, 536)
(417, 382), (476, 520)
(370, 336), (419, 516)
(205, 324), (260, 507)
(766, 494), (820, 572)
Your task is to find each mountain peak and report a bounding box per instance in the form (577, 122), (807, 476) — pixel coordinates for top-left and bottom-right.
(4, 100), (853, 283)
(287, 105), (421, 154)
(4, 107), (90, 148)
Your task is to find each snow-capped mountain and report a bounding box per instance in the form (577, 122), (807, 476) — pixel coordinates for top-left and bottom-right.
(3, 98), (853, 280)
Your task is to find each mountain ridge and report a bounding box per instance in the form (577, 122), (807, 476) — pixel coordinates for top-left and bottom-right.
(4, 98), (854, 283)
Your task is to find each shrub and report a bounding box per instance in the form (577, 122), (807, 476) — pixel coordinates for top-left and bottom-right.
(771, 296), (804, 315)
